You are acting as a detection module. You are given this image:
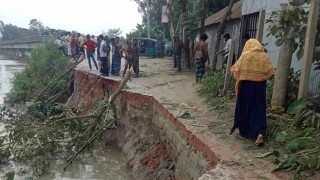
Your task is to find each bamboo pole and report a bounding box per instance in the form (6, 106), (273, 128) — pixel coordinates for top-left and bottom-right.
(223, 39), (235, 93)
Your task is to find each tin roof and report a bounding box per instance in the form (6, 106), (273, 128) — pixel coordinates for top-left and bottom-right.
(205, 0), (243, 27)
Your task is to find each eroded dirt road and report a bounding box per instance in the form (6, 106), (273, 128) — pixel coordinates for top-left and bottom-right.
(77, 57), (293, 180)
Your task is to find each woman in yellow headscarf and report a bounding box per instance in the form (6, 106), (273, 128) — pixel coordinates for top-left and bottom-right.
(230, 39), (274, 146)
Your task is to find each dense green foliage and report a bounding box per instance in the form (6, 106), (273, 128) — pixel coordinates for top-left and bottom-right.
(265, 78), (320, 178)
(26, 100), (63, 119)
(0, 23), (37, 41)
(198, 71), (236, 110)
(266, 2), (308, 60)
(129, 0), (235, 40)
(0, 103), (75, 176)
(0, 80), (123, 177)
(129, 0), (170, 40)
(257, 126), (320, 178)
(199, 71), (225, 96)
(6, 38), (68, 103)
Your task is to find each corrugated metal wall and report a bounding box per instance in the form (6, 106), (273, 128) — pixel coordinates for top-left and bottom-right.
(309, 63), (320, 95)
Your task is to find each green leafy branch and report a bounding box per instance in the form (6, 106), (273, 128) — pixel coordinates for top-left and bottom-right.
(257, 128), (320, 178)
(266, 1), (309, 60)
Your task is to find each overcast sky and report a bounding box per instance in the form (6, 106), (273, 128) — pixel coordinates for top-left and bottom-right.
(0, 0), (142, 36)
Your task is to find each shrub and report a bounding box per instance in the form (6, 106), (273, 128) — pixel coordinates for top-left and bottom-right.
(26, 100), (62, 119)
(6, 38), (68, 103)
(199, 71), (225, 97)
(199, 70), (236, 110)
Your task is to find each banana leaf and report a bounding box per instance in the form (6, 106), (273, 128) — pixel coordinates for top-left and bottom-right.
(287, 98), (308, 115)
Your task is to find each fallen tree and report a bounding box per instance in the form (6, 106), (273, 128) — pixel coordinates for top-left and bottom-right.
(6, 39), (73, 103)
(0, 70), (132, 175)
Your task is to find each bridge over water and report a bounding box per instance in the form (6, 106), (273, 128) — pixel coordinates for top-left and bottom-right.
(0, 35), (51, 59)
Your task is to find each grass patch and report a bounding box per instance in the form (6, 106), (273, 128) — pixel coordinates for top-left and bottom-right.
(198, 70), (236, 110)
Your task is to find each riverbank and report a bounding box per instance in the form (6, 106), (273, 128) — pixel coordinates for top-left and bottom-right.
(73, 57), (292, 179)
(3, 55), (317, 179)
(0, 53), (132, 180)
(0, 90), (132, 180)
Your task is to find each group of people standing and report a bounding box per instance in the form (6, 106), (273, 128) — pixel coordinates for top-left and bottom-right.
(55, 32), (140, 78)
(55, 32), (85, 59)
(172, 32), (250, 84)
(55, 30), (273, 146)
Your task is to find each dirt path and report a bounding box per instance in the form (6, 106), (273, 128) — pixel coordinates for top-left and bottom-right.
(77, 57), (294, 180)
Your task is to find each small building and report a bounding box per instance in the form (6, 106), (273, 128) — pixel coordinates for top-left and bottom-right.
(204, 0), (243, 69)
(204, 0), (319, 95)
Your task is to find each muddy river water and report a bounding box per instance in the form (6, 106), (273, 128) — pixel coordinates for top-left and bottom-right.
(0, 54), (131, 180)
(0, 54), (27, 104)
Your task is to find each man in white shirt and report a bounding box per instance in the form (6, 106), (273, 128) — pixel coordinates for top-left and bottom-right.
(55, 38), (66, 56)
(98, 34), (110, 76)
(217, 33), (233, 68)
(66, 32), (72, 56)
(78, 33), (85, 55)
(60, 34), (68, 54)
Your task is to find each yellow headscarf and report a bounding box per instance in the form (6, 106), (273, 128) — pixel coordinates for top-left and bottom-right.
(231, 39), (274, 96)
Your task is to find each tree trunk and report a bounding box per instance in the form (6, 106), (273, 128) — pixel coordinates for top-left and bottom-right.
(191, 40), (195, 68)
(184, 37), (191, 68)
(271, 1), (300, 107)
(181, 0), (191, 69)
(199, 0), (207, 34)
(271, 35), (295, 107)
(166, 0), (176, 39)
(211, 0), (236, 71)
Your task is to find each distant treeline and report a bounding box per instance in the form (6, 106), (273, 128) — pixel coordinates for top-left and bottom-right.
(0, 20), (67, 41)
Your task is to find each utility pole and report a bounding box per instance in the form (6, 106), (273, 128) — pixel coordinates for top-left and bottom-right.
(223, 39), (235, 93)
(298, 0), (319, 99)
(256, 9), (266, 42)
(146, 0), (151, 38)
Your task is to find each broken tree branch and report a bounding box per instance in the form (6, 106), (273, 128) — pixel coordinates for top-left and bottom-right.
(63, 70), (132, 170)
(38, 58), (85, 97)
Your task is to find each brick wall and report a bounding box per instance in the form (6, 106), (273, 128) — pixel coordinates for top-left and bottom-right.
(69, 70), (220, 179)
